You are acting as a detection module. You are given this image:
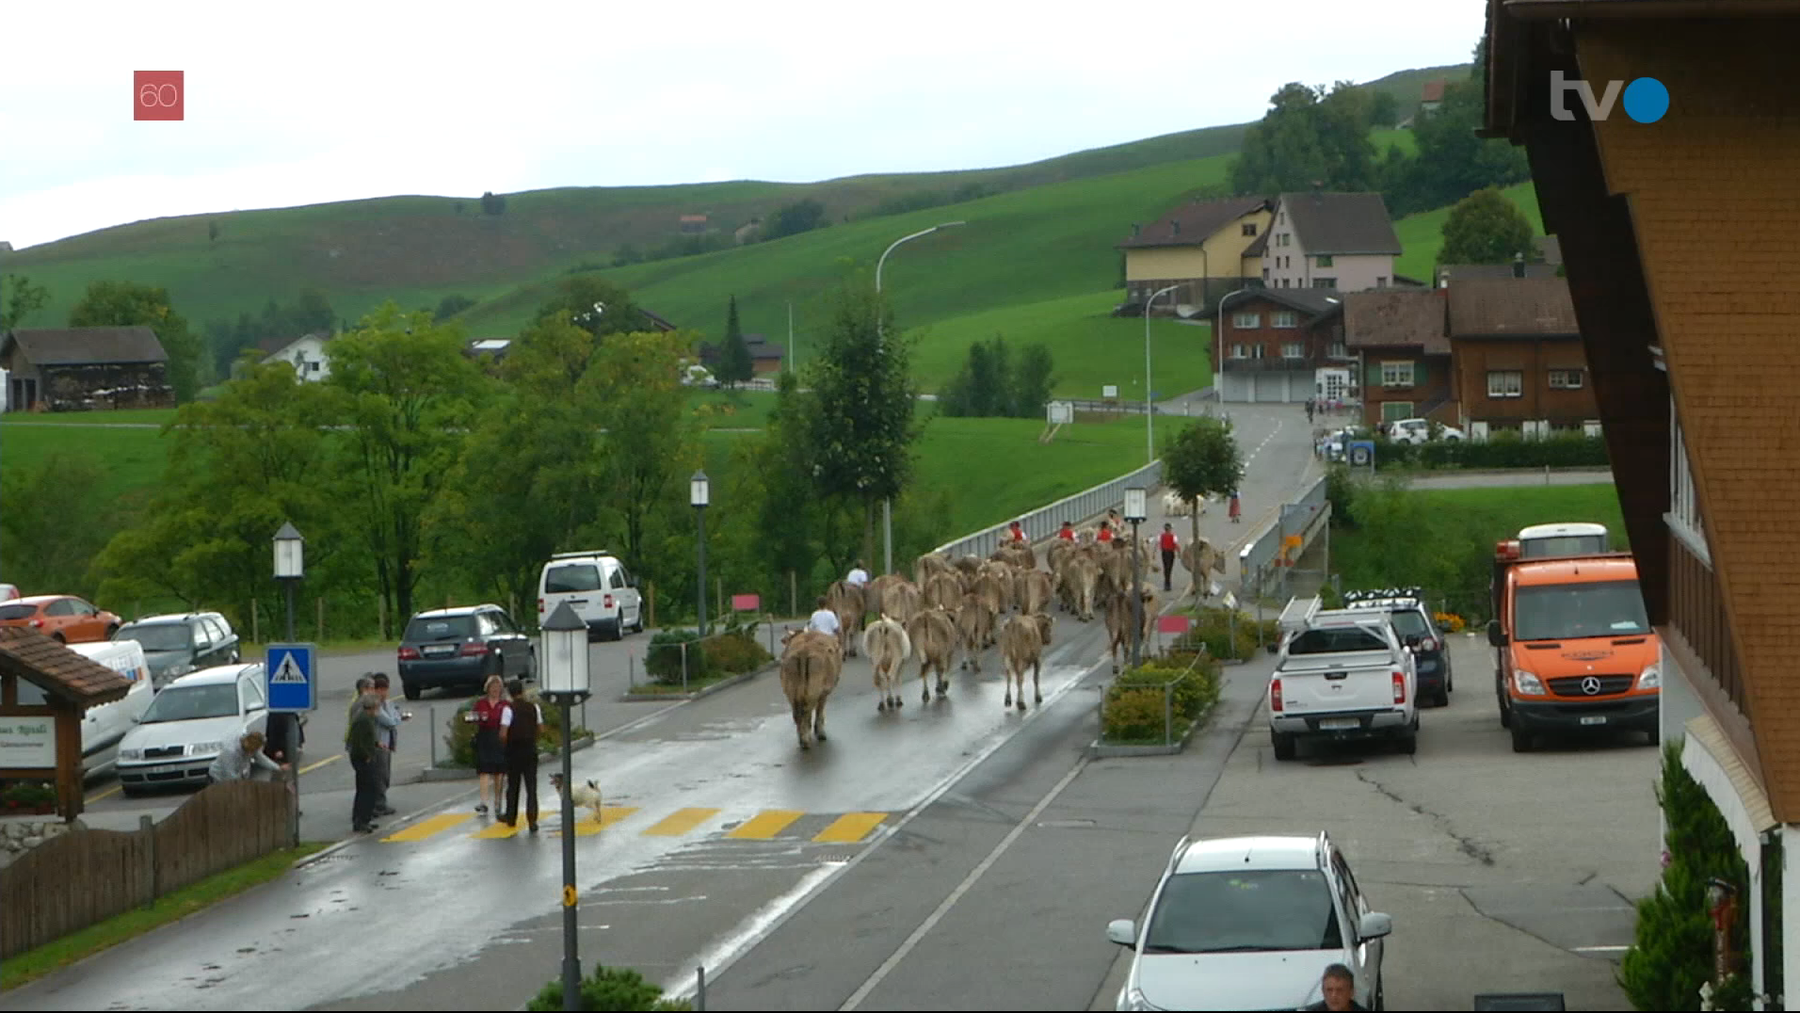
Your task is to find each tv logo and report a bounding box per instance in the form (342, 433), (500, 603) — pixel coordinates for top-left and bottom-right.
(134, 71), (184, 121)
(1550, 71), (1667, 123)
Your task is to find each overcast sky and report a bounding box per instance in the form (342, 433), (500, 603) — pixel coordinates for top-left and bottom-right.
(1, 1), (1481, 251)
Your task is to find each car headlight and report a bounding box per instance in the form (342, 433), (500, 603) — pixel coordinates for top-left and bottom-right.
(189, 741), (225, 757)
(1514, 669), (1546, 695)
(1638, 664), (1661, 689)
(119, 748), (143, 760)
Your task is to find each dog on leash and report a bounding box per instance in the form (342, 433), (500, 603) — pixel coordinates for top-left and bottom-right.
(548, 773), (604, 823)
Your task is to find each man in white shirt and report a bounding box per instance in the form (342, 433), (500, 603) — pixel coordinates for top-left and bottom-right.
(806, 596), (841, 637)
(845, 562), (869, 587)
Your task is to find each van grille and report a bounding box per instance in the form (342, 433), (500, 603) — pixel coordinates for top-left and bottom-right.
(1547, 674), (1635, 697)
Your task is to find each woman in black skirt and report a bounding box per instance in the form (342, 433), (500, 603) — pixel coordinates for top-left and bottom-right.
(469, 674), (511, 814)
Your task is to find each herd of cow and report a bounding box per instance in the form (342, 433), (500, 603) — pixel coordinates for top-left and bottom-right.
(774, 520), (1229, 750)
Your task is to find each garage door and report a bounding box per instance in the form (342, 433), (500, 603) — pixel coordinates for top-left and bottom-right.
(1252, 372), (1286, 402)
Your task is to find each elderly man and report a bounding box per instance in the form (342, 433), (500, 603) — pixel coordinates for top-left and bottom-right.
(348, 692), (384, 834)
(1303, 963), (1368, 1011)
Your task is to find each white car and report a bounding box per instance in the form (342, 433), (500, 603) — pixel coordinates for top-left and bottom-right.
(1386, 417), (1464, 444)
(1107, 833), (1390, 1011)
(115, 663), (272, 796)
(538, 550), (644, 641)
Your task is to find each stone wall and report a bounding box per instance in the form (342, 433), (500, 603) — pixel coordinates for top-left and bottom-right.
(0, 816), (81, 870)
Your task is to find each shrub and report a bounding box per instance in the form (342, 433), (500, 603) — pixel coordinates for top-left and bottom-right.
(526, 964), (693, 1011)
(1114, 657), (1221, 722)
(700, 632), (772, 675)
(1434, 611), (1467, 634)
(1175, 607), (1278, 660)
(1102, 688), (1170, 743)
(1367, 431), (1609, 471)
(646, 629), (709, 684)
(1103, 659), (1222, 743)
(441, 694), (590, 769)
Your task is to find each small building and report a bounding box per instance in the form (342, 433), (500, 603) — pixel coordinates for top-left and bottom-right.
(699, 333), (786, 376)
(1446, 275), (1598, 439)
(1214, 288), (1347, 403)
(1419, 78), (1447, 116)
(1344, 287), (1455, 428)
(0, 326), (172, 412)
(258, 332), (332, 381)
(679, 214), (709, 234)
(1260, 191), (1404, 293)
(1116, 196), (1275, 314)
(0, 626), (132, 821)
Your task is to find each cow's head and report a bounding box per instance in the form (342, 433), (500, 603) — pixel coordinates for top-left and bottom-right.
(1034, 612), (1055, 645)
(781, 627), (800, 647)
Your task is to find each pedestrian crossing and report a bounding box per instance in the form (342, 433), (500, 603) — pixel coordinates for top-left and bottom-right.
(377, 806), (893, 845)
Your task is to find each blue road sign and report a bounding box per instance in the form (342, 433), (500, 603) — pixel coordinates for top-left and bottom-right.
(1349, 440), (1376, 468)
(265, 642), (317, 712)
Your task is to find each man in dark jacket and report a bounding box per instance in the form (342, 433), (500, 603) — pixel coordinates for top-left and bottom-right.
(1303, 963), (1369, 1011)
(348, 693), (382, 834)
(498, 679), (541, 831)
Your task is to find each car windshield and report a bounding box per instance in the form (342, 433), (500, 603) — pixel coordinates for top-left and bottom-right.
(545, 564), (603, 593)
(404, 616), (476, 642)
(1385, 610), (1430, 637)
(140, 684), (239, 723)
(119, 624), (193, 652)
(0, 603), (37, 620)
(1143, 869), (1342, 954)
(1513, 580), (1650, 641)
(1287, 627), (1387, 655)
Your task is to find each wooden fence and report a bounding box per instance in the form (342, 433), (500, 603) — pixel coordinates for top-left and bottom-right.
(0, 780), (294, 959)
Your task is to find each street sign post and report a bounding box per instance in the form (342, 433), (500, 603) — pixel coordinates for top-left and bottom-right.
(265, 642), (317, 712)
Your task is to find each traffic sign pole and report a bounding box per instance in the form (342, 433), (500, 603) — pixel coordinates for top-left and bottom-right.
(266, 642), (317, 836)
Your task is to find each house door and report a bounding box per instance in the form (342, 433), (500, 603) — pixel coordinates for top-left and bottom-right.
(1315, 369), (1350, 404)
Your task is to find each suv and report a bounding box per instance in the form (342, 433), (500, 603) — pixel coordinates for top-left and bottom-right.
(538, 550), (644, 641)
(113, 612), (242, 689)
(1340, 588), (1453, 707)
(1105, 832), (1390, 1011)
(397, 604), (536, 700)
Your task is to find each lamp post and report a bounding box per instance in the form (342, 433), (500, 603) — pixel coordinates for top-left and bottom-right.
(271, 522), (305, 764)
(1144, 284), (1180, 466)
(691, 471), (710, 636)
(1215, 287), (1254, 409)
(875, 221), (965, 575)
(1124, 488), (1147, 669)
(541, 601), (592, 1012)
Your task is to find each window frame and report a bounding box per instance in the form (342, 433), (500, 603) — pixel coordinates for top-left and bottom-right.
(1486, 370), (1524, 399)
(1380, 361), (1415, 388)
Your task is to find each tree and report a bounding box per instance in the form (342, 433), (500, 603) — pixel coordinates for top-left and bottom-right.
(434, 294), (477, 321)
(763, 199), (827, 241)
(586, 328), (703, 579)
(1009, 343), (1056, 418)
(1161, 417), (1243, 600)
(1437, 187), (1535, 268)
(716, 295), (755, 388)
(534, 275), (654, 343)
(480, 191), (506, 215)
(1380, 38), (1529, 217)
(1, 274), (49, 329)
(0, 453), (111, 598)
(1231, 82), (1378, 195)
(68, 280), (204, 403)
(1368, 90), (1400, 128)
(940, 337), (1055, 419)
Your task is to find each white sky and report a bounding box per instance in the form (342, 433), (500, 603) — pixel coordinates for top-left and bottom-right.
(0, 0), (1481, 251)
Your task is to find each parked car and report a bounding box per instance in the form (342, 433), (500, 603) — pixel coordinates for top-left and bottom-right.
(0, 594), (121, 643)
(111, 611), (242, 688)
(1386, 417), (1465, 444)
(396, 603), (537, 700)
(1269, 596), (1419, 760)
(115, 663), (272, 796)
(1106, 832), (1390, 1010)
(15, 639), (155, 776)
(1339, 588), (1453, 707)
(537, 550), (644, 641)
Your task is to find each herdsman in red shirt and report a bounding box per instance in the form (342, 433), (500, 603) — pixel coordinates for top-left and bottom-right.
(1057, 521), (1076, 541)
(1097, 521), (1114, 543)
(1158, 523), (1179, 592)
(1007, 520), (1027, 544)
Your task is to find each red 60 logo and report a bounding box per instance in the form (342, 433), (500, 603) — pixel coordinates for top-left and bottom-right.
(134, 71), (184, 121)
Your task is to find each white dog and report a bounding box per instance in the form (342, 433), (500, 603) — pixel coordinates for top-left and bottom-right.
(548, 773), (604, 823)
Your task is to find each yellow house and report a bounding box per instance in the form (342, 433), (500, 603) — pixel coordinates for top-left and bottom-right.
(1117, 196), (1274, 314)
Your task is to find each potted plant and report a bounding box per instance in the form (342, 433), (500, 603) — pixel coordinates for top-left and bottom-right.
(0, 780), (57, 815)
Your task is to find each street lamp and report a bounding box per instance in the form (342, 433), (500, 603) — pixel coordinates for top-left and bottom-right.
(691, 471), (710, 636)
(540, 600), (592, 1012)
(1144, 285), (1181, 466)
(875, 221), (965, 575)
(1124, 488), (1147, 669)
(1215, 287), (1255, 409)
(271, 522), (305, 763)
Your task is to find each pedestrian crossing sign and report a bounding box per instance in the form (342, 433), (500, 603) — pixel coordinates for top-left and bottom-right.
(265, 643), (317, 712)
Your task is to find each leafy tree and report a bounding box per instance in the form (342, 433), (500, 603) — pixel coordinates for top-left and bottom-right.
(204, 289), (337, 377)
(68, 280), (204, 403)
(207, 221), (220, 244)
(1231, 82), (1378, 195)
(940, 337), (1055, 418)
(1381, 39), (1530, 216)
(1368, 90), (1400, 128)
(1161, 417), (1243, 598)
(0, 453), (111, 598)
(434, 294), (477, 321)
(586, 328), (703, 579)
(534, 275), (654, 342)
(1437, 187), (1535, 268)
(480, 191), (506, 215)
(1009, 342), (1056, 418)
(716, 295), (754, 388)
(1, 274), (49, 329)
(763, 199), (827, 241)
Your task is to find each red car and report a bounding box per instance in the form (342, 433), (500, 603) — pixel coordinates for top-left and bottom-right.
(0, 594), (122, 644)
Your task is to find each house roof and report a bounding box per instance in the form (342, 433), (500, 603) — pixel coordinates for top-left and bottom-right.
(1421, 79), (1448, 102)
(0, 627), (132, 706)
(1277, 191), (1403, 256)
(641, 309), (677, 332)
(1344, 288), (1450, 353)
(1116, 196), (1273, 250)
(1243, 231), (1270, 258)
(258, 331), (330, 359)
(1222, 287), (1345, 319)
(1447, 276), (1580, 337)
(1534, 235), (1562, 265)
(743, 334), (786, 359)
(0, 326), (168, 366)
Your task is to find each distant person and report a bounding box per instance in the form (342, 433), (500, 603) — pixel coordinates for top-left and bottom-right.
(348, 693), (383, 834)
(498, 678), (542, 832)
(1228, 489), (1242, 524)
(469, 675), (511, 816)
(1097, 520), (1114, 543)
(1303, 963), (1368, 1011)
(208, 731), (289, 784)
(344, 676), (372, 751)
(845, 561), (870, 587)
(1007, 520), (1027, 543)
(806, 596), (840, 638)
(1057, 521), (1076, 541)
(370, 674), (409, 818)
(1158, 524), (1179, 592)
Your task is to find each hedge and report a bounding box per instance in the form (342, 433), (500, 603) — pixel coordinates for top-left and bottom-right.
(1366, 431), (1609, 470)
(1173, 607), (1279, 661)
(526, 964), (693, 1011)
(1102, 653), (1222, 745)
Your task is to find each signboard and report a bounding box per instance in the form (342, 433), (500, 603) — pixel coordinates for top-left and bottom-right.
(0, 715), (56, 768)
(1102, 385), (1119, 399)
(731, 594), (760, 612)
(1348, 440), (1375, 467)
(1157, 615), (1192, 635)
(265, 643), (317, 713)
(1046, 401), (1073, 425)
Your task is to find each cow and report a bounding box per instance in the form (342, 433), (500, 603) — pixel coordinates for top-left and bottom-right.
(867, 573), (904, 611)
(1018, 568), (1053, 616)
(778, 628), (843, 750)
(860, 614), (912, 712)
(905, 606), (959, 702)
(924, 571), (965, 612)
(953, 554), (984, 578)
(915, 551), (956, 587)
(993, 542), (1035, 571)
(956, 592), (995, 672)
(1104, 583), (1160, 673)
(972, 571), (1009, 641)
(880, 578), (924, 625)
(1068, 554), (1102, 621)
(999, 611), (1056, 711)
(1162, 491), (1203, 517)
(1179, 539), (1228, 599)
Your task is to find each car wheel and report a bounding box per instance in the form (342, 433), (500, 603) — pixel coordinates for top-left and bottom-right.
(1396, 730), (1418, 755)
(1271, 731), (1297, 761)
(121, 784), (147, 799)
(402, 680), (422, 701)
(602, 617), (623, 642)
(1511, 722), (1534, 753)
(51, 631), (65, 644)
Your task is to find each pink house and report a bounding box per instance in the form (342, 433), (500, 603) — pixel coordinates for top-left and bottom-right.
(1260, 191), (1405, 294)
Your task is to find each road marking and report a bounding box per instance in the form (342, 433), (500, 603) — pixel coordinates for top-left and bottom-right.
(726, 810), (804, 840)
(471, 811), (551, 838)
(299, 754), (341, 775)
(383, 812), (475, 842)
(553, 805), (639, 837)
(813, 812), (888, 844)
(1574, 945), (1631, 953)
(644, 807), (722, 836)
(840, 755), (1092, 1010)
(85, 785), (121, 804)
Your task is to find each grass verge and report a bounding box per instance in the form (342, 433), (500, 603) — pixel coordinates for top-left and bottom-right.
(0, 841), (328, 991)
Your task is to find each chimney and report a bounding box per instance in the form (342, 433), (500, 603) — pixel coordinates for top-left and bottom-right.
(1512, 252), (1525, 278)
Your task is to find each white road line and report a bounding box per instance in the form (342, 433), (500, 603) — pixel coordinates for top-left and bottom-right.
(839, 755), (1092, 1011)
(1574, 944), (1631, 953)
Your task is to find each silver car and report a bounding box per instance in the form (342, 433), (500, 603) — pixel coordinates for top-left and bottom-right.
(1106, 832), (1390, 1011)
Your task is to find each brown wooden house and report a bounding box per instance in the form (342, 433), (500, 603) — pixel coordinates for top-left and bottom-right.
(0, 327), (172, 412)
(1344, 287), (1453, 428)
(1445, 275), (1598, 439)
(1214, 288), (1348, 404)
(1486, 1), (1800, 997)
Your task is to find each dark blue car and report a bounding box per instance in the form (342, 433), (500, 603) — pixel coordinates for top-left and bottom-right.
(1340, 589), (1454, 707)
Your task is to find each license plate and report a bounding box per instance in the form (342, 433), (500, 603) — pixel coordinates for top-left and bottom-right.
(1580, 715), (1607, 726)
(1320, 718), (1360, 730)
(423, 645), (456, 656)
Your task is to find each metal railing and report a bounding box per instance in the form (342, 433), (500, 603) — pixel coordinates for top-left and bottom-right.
(931, 460), (1164, 561)
(1238, 474), (1331, 601)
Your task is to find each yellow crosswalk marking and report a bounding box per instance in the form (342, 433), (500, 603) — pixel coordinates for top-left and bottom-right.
(725, 810), (804, 840)
(643, 807), (721, 837)
(383, 813), (475, 842)
(550, 806), (639, 837)
(472, 812), (550, 839)
(813, 812), (888, 844)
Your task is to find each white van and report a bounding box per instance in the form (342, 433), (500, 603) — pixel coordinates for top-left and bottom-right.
(538, 551), (644, 641)
(65, 640), (155, 775)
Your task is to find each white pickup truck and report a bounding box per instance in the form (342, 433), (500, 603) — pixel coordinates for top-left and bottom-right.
(1268, 596), (1419, 761)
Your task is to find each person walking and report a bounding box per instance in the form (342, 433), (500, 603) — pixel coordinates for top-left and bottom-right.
(1158, 523), (1180, 593)
(370, 674), (409, 817)
(469, 675), (511, 815)
(498, 678), (542, 831)
(348, 693), (383, 833)
(1228, 489), (1242, 523)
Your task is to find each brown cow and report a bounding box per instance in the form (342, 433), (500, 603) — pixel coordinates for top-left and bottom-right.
(956, 592), (995, 672)
(778, 628), (843, 750)
(999, 611), (1055, 711)
(881, 578), (924, 625)
(1068, 554), (1102, 621)
(1179, 539), (1228, 599)
(1104, 583), (1160, 673)
(860, 614), (912, 712)
(905, 606), (959, 702)
(924, 572), (964, 612)
(1018, 568), (1053, 616)
(915, 551), (955, 587)
(953, 554), (984, 578)
(972, 571), (1008, 642)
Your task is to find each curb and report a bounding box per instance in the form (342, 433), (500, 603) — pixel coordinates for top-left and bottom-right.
(618, 660), (777, 703)
(1087, 699), (1214, 758)
(417, 733), (598, 782)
